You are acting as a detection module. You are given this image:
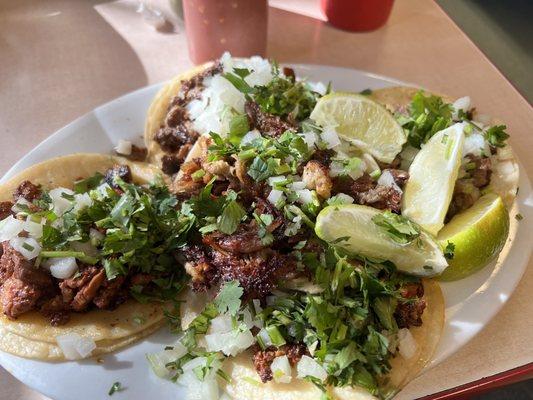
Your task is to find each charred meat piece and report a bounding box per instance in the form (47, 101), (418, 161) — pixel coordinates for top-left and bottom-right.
(60, 265), (106, 312)
(310, 149), (334, 166)
(171, 159), (205, 197)
(1, 278), (43, 319)
(384, 169), (410, 188)
(155, 126), (198, 154)
(0, 201), (13, 220)
(358, 185), (402, 214)
(211, 249), (296, 299)
(13, 181), (41, 202)
(282, 67), (296, 81)
(161, 154), (183, 176)
(253, 343), (308, 383)
(302, 160), (332, 199)
(93, 275), (126, 309)
(40, 295), (70, 326)
(203, 224), (267, 254)
(446, 179), (481, 221)
(466, 154), (492, 188)
(245, 101), (296, 138)
(394, 281), (426, 329)
(104, 164), (132, 188)
(181, 245), (218, 291)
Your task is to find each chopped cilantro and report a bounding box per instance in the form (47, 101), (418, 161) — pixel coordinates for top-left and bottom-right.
(217, 199), (245, 235)
(444, 241), (455, 260)
(371, 211), (421, 244)
(214, 280), (243, 316)
(108, 382), (123, 396)
(228, 113), (250, 145)
(485, 125), (509, 148)
(515, 213), (523, 221)
(359, 88), (372, 95)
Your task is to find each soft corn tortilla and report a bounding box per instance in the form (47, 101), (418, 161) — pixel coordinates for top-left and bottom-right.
(0, 321), (161, 361)
(144, 63), (213, 169)
(369, 87), (519, 207)
(179, 280), (444, 400)
(0, 154), (168, 356)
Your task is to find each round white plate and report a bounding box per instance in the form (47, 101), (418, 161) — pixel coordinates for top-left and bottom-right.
(0, 65), (531, 400)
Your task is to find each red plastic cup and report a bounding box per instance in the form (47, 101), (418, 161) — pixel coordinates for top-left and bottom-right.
(183, 0), (268, 64)
(320, 0), (395, 32)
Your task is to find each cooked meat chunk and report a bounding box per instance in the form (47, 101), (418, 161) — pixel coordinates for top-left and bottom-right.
(13, 181), (41, 202)
(1, 242), (52, 287)
(40, 295), (70, 326)
(282, 67), (296, 80)
(394, 282), (426, 329)
(129, 273), (153, 287)
(203, 224), (267, 254)
(181, 245), (218, 291)
(1, 277), (42, 319)
(60, 265), (106, 312)
(93, 275), (126, 309)
(155, 126), (198, 153)
(123, 144), (147, 162)
(253, 343), (308, 382)
(466, 154), (492, 188)
(333, 173), (403, 213)
(245, 101), (296, 138)
(211, 249), (296, 299)
(161, 154), (183, 175)
(203, 160), (231, 178)
(171, 159), (204, 197)
(104, 164), (132, 188)
(384, 169), (410, 188)
(302, 160), (332, 199)
(310, 149), (334, 166)
(358, 185), (402, 213)
(446, 179), (481, 221)
(0, 201), (13, 220)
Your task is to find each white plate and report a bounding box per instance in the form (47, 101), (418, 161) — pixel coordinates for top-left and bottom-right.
(0, 65), (531, 400)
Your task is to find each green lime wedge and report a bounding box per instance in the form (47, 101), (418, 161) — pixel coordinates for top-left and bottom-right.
(315, 204), (448, 276)
(437, 193), (510, 281)
(310, 92), (406, 163)
(402, 123), (465, 236)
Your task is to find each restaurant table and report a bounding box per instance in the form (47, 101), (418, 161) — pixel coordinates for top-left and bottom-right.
(0, 0), (532, 399)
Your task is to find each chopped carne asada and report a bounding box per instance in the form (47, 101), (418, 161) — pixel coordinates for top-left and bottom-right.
(253, 343), (308, 382)
(0, 165), (189, 325)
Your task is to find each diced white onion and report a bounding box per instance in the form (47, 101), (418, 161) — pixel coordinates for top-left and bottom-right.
(398, 328), (418, 359)
(452, 96), (471, 119)
(204, 330), (255, 356)
(332, 193), (354, 204)
(308, 81), (327, 95)
(463, 132), (489, 157)
(267, 189), (285, 206)
(257, 328), (273, 348)
(362, 153), (380, 174)
(241, 308), (255, 330)
(73, 193), (93, 213)
(267, 176), (287, 186)
(296, 355), (328, 382)
(177, 356), (222, 400)
(23, 216), (44, 239)
(49, 187), (75, 216)
(55, 333), (96, 360)
(11, 198), (31, 214)
(241, 129), (262, 146)
(295, 189), (314, 205)
(289, 181), (306, 191)
(0, 216), (25, 241)
(378, 170), (402, 193)
(320, 127), (341, 149)
(9, 237), (41, 260)
(208, 314), (233, 334)
(271, 355), (292, 383)
(115, 139), (132, 156)
(300, 132), (318, 149)
(147, 343), (187, 378)
(252, 299), (263, 314)
(94, 183), (112, 199)
(44, 257), (78, 279)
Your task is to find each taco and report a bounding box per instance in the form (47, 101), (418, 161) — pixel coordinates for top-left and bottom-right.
(0, 154), (188, 360)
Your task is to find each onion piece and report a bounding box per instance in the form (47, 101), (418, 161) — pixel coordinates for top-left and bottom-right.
(115, 139), (132, 156)
(378, 170), (402, 193)
(452, 96), (471, 119)
(147, 343), (187, 378)
(11, 198), (32, 214)
(0, 216), (25, 241)
(204, 330), (255, 356)
(44, 257), (78, 279)
(55, 333), (96, 360)
(267, 189), (286, 206)
(89, 228), (105, 244)
(296, 355), (327, 382)
(49, 187), (75, 216)
(9, 237), (41, 260)
(331, 193), (354, 204)
(300, 132), (318, 149)
(295, 189), (315, 205)
(289, 181), (306, 191)
(24, 216), (44, 239)
(271, 355), (292, 383)
(73, 193), (93, 213)
(208, 314), (233, 334)
(398, 328), (418, 359)
(320, 127), (341, 149)
(241, 129), (262, 145)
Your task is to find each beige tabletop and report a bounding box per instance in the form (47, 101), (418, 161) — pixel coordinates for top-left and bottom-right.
(1, 0), (532, 399)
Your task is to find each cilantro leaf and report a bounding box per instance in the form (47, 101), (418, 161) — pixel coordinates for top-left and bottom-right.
(214, 280), (243, 316)
(228, 114), (250, 145)
(443, 241), (455, 260)
(217, 200), (245, 235)
(485, 125), (509, 148)
(371, 211), (421, 244)
(108, 382), (123, 396)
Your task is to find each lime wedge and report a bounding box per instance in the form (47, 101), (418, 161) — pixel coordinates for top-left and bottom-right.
(315, 204), (448, 276)
(402, 123), (465, 236)
(310, 92), (406, 163)
(437, 193), (510, 281)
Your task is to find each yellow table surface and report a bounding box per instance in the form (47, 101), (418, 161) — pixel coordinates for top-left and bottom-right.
(0, 0), (531, 399)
